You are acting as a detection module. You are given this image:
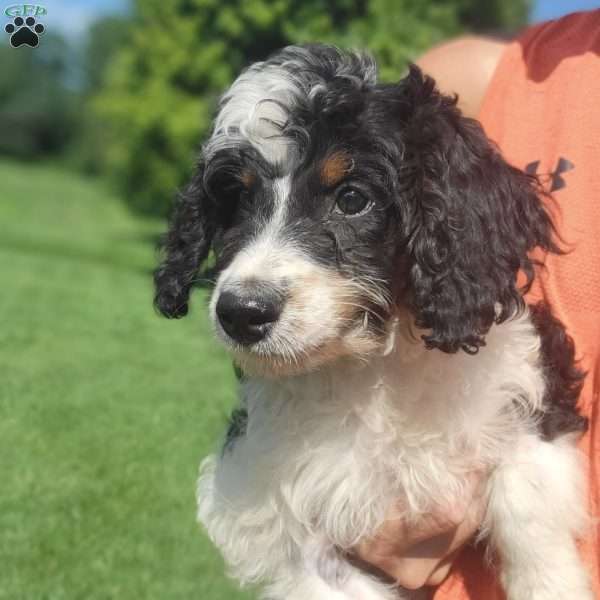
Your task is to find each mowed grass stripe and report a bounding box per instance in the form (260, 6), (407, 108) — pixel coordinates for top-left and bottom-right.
(0, 161), (254, 600)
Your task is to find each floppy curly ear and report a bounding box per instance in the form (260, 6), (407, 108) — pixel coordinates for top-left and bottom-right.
(154, 162), (215, 318)
(401, 66), (559, 353)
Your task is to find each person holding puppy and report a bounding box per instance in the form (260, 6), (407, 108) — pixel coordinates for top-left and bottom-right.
(356, 9), (600, 598)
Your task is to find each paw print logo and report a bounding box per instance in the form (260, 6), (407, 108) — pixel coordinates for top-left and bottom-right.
(5, 16), (45, 48)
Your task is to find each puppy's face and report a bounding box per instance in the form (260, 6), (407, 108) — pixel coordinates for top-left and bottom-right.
(203, 50), (417, 376)
(155, 46), (557, 377)
(207, 144), (401, 377)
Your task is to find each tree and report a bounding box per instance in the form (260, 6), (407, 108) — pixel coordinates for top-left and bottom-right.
(71, 15), (133, 175)
(84, 16), (133, 93)
(0, 33), (76, 158)
(92, 0), (530, 215)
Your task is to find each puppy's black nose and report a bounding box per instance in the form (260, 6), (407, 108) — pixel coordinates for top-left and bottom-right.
(216, 289), (282, 345)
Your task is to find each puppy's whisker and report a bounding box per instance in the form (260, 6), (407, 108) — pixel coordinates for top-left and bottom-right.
(157, 42), (591, 600)
(190, 277), (217, 286)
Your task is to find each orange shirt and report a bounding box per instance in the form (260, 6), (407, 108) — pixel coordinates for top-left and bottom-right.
(434, 10), (600, 599)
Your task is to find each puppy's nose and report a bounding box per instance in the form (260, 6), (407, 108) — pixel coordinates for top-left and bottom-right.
(216, 289), (282, 345)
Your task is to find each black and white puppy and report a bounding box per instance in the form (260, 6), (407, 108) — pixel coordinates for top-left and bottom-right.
(154, 45), (591, 600)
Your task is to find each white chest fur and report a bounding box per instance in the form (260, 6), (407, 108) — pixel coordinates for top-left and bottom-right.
(197, 312), (546, 588)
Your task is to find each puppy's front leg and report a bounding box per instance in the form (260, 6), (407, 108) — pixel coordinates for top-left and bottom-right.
(486, 435), (592, 600)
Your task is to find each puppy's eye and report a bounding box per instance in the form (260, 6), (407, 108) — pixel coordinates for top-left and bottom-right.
(334, 189), (372, 216)
(221, 183), (250, 206)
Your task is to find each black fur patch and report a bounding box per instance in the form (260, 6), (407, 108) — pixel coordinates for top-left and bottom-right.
(222, 362), (248, 454)
(223, 406), (249, 454)
(154, 45), (562, 357)
(529, 302), (588, 440)
(153, 161), (215, 318)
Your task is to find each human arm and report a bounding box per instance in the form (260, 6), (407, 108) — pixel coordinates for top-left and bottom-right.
(416, 36), (506, 118)
(353, 471), (488, 589)
(354, 37), (507, 589)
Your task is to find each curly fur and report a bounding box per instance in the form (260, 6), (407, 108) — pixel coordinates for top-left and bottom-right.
(529, 302), (588, 439)
(153, 162), (213, 318)
(394, 70), (561, 353)
(154, 45), (591, 600)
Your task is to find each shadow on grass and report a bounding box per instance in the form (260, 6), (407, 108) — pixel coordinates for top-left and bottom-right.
(112, 231), (163, 247)
(0, 233), (217, 289)
(0, 234), (151, 276)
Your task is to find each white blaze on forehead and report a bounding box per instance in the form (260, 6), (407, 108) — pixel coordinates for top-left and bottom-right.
(204, 46), (379, 167)
(208, 64), (300, 165)
(217, 175), (292, 285)
(210, 171), (353, 365)
(271, 175), (291, 231)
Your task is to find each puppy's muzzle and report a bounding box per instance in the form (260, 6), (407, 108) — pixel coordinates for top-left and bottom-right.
(216, 286), (284, 346)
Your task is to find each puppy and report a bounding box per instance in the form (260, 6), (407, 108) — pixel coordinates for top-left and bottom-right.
(154, 45), (591, 600)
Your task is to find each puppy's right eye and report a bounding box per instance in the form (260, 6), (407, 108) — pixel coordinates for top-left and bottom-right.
(219, 182), (249, 206)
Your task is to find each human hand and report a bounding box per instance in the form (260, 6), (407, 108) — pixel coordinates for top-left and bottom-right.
(353, 472), (488, 590)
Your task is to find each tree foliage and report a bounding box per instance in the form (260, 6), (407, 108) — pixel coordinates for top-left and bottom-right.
(93, 0), (530, 215)
(0, 34), (76, 158)
(71, 16), (133, 175)
(84, 16), (133, 93)
(0, 17), (130, 163)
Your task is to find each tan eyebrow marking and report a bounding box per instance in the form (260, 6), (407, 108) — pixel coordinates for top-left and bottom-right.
(240, 169), (256, 189)
(320, 152), (354, 187)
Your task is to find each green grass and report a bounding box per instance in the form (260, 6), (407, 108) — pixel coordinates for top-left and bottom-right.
(0, 160), (254, 600)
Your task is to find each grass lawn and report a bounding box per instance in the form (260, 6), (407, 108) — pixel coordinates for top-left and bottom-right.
(0, 160), (254, 600)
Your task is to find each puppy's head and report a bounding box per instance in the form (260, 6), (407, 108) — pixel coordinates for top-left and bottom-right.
(154, 45), (557, 377)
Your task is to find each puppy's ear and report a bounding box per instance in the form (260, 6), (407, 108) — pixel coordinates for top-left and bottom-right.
(400, 65), (559, 353)
(154, 162), (215, 318)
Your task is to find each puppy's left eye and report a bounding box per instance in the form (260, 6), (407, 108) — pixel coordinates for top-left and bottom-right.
(334, 189), (372, 216)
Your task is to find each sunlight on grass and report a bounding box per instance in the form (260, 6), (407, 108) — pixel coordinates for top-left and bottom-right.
(0, 161), (255, 600)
